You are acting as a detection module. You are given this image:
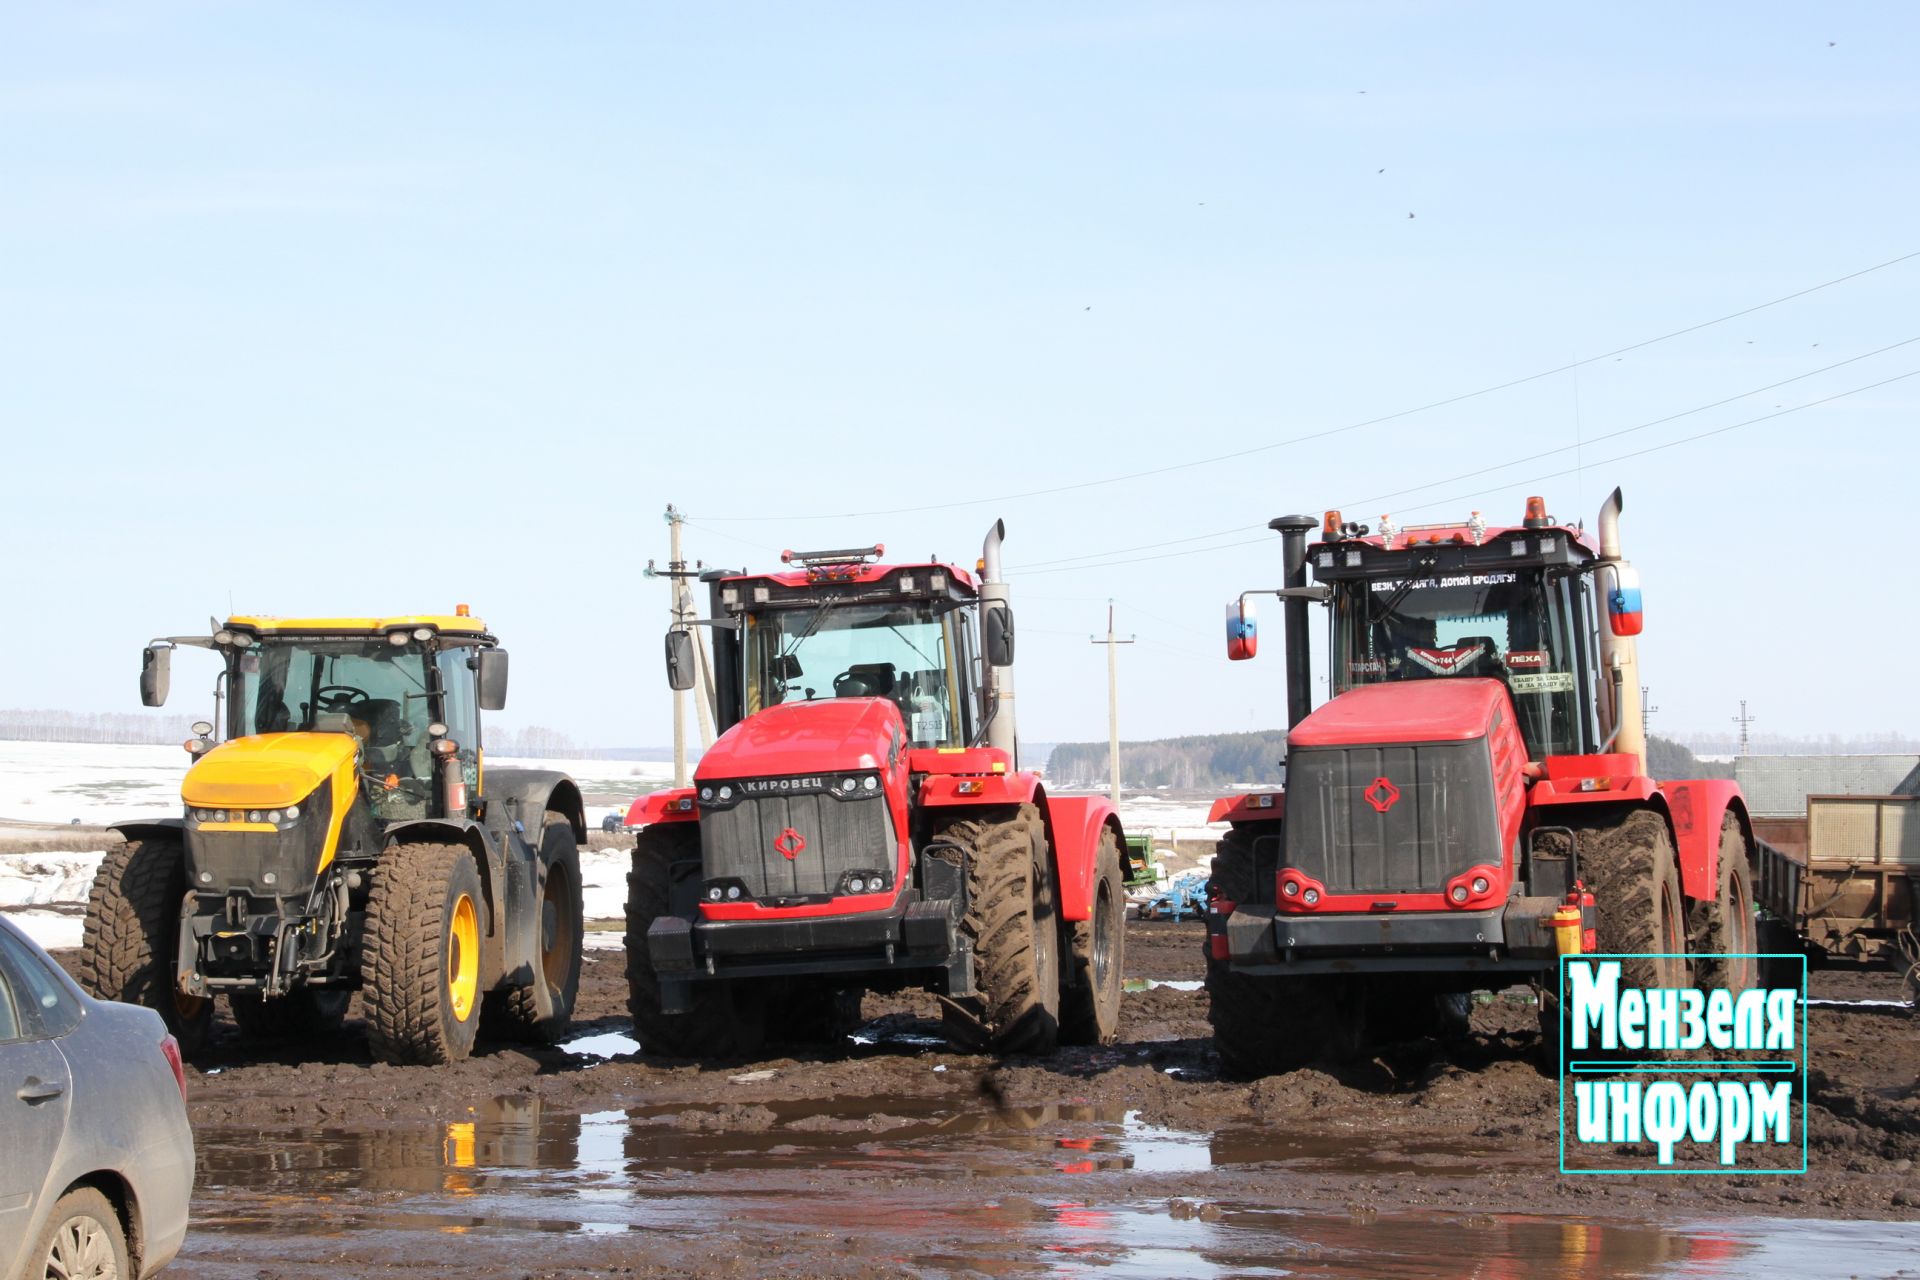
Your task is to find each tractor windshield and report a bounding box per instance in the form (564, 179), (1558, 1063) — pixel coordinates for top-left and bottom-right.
(234, 638), (437, 812)
(742, 600), (967, 748)
(1330, 567), (1593, 759)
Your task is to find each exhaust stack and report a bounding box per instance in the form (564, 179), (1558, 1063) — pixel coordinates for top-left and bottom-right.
(1270, 515), (1320, 729)
(978, 520), (1018, 765)
(1593, 488), (1646, 773)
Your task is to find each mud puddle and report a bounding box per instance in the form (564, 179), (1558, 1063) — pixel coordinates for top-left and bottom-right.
(180, 1093), (1920, 1277)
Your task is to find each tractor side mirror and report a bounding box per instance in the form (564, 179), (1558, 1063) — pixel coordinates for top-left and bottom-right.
(1605, 564), (1644, 637)
(476, 648), (510, 710)
(774, 653), (803, 681)
(665, 629), (696, 692)
(139, 645), (171, 707)
(1226, 599), (1258, 661)
(984, 606), (1015, 667)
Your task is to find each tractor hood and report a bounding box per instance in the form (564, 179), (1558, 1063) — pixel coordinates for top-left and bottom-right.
(698, 699), (906, 781)
(1290, 679), (1506, 749)
(181, 732), (361, 809)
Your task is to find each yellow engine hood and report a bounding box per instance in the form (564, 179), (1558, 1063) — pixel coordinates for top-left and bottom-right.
(182, 733), (360, 809)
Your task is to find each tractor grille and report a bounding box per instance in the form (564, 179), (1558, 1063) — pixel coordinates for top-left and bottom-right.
(699, 779), (895, 900)
(1285, 741), (1498, 894)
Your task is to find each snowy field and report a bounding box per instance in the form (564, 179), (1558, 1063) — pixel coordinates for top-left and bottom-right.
(0, 741), (1223, 952)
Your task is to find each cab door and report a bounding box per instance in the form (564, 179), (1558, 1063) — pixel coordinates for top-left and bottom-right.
(0, 929), (74, 1259)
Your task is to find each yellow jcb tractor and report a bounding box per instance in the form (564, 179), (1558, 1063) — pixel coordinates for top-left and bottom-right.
(78, 610), (586, 1065)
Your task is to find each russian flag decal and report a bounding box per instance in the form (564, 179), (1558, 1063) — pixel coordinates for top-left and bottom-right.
(1608, 585), (1644, 636)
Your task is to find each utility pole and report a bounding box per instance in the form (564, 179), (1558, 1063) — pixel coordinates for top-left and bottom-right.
(1640, 686), (1659, 732)
(1732, 700), (1757, 757)
(644, 505), (715, 788)
(1088, 600), (1135, 806)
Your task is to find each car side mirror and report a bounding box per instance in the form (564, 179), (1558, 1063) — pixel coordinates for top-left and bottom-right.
(665, 629), (696, 692)
(984, 606), (1014, 667)
(140, 645), (171, 707)
(476, 649), (510, 711)
(1226, 599), (1258, 661)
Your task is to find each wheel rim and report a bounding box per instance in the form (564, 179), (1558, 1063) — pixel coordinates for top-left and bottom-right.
(541, 865), (577, 990)
(172, 989), (208, 1024)
(1659, 878), (1685, 985)
(447, 893), (480, 1021)
(45, 1213), (118, 1280)
(1091, 882), (1115, 993)
(1729, 871), (1757, 989)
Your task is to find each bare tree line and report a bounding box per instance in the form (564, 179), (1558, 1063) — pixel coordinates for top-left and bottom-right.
(0, 709), (207, 744)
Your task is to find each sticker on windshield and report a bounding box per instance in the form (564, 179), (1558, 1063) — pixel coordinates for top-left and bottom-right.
(1506, 650), (1549, 670)
(1407, 644), (1486, 676)
(1510, 671), (1575, 694)
(1348, 658), (1387, 677)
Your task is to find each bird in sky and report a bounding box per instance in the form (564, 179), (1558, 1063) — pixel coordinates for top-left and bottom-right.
(1377, 167), (1386, 173)
(1407, 211), (1415, 219)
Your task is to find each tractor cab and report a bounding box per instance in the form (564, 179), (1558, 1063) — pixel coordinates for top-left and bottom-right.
(703, 545), (989, 750)
(144, 613), (508, 823)
(1309, 502), (1605, 762)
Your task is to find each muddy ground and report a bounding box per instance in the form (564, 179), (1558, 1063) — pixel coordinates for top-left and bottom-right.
(47, 923), (1920, 1277)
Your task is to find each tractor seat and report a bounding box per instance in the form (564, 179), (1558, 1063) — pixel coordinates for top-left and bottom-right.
(833, 663), (898, 698)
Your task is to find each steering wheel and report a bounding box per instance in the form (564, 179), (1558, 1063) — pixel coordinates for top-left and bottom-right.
(316, 684), (372, 712)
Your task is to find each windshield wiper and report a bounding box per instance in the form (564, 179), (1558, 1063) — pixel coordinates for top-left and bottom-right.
(887, 625), (938, 669)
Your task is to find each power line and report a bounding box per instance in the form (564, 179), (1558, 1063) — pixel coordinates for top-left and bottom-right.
(699, 248), (1920, 523)
(1011, 366), (1920, 577)
(1012, 334), (1920, 572)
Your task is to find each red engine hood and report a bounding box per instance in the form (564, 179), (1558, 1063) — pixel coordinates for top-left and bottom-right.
(697, 698), (906, 779)
(1290, 679), (1506, 748)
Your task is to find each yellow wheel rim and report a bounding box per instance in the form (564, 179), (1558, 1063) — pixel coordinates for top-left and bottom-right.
(448, 893), (479, 1022)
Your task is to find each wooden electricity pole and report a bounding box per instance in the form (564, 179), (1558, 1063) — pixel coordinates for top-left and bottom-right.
(645, 504), (715, 788)
(1089, 600), (1135, 806)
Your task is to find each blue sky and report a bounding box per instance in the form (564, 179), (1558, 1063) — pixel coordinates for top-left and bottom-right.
(1, 2), (1914, 749)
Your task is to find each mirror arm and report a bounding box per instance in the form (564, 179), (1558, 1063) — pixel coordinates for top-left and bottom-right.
(1238, 585), (1330, 606)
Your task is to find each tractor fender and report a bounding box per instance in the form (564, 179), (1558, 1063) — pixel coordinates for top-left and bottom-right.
(628, 787), (698, 825)
(1656, 779), (1750, 903)
(485, 768), (586, 843)
(1039, 791), (1124, 924)
(1206, 793), (1285, 824)
(106, 817), (185, 843)
(919, 771), (1041, 808)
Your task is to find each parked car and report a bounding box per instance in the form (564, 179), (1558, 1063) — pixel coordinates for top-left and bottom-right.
(0, 915), (193, 1280)
(601, 811), (628, 833)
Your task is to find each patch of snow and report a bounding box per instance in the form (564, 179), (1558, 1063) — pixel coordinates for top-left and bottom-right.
(562, 1029), (641, 1059)
(0, 851), (106, 909)
(8, 910), (83, 950)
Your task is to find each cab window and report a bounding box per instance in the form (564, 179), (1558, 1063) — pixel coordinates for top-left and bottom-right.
(435, 647), (482, 790)
(0, 926), (82, 1040)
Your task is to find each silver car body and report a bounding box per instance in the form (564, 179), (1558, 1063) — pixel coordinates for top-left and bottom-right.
(0, 917), (194, 1280)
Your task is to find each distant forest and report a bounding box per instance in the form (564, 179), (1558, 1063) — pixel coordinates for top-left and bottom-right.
(1047, 730), (1732, 789)
(1045, 731), (1291, 789)
(0, 708), (596, 758)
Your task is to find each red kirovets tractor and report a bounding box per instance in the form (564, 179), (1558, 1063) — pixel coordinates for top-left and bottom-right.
(1205, 489), (1791, 1076)
(624, 522), (1128, 1058)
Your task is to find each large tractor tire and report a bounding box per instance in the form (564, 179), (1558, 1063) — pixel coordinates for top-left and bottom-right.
(1576, 807), (1688, 991)
(77, 835), (212, 1054)
(482, 814), (585, 1043)
(938, 803), (1061, 1055)
(623, 823), (766, 1059)
(1688, 813), (1759, 997)
(362, 842), (486, 1065)
(229, 988), (350, 1043)
(1060, 824), (1125, 1046)
(1205, 825), (1364, 1078)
